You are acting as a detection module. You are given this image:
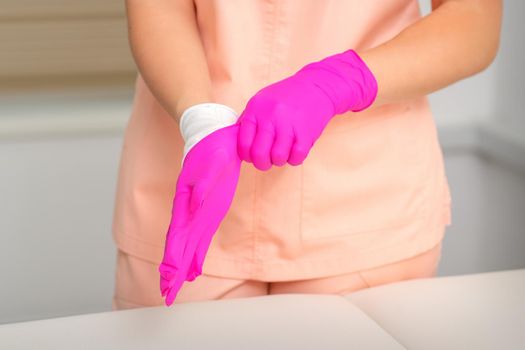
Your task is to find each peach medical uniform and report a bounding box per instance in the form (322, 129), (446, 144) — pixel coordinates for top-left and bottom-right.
(112, 0), (452, 306)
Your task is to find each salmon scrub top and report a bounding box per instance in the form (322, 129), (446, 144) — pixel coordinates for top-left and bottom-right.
(112, 0), (452, 281)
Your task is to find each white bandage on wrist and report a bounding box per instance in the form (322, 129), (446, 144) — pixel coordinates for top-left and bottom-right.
(179, 103), (238, 161)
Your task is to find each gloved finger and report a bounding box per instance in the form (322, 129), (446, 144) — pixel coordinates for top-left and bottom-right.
(159, 240), (186, 297)
(170, 191), (217, 284)
(288, 136), (312, 166)
(250, 122), (275, 171)
(192, 222), (216, 279)
(158, 186), (192, 292)
(162, 239), (191, 305)
(271, 124), (294, 166)
(185, 218), (214, 281)
(161, 229), (198, 301)
(159, 187), (192, 293)
(159, 225), (190, 293)
(165, 269), (186, 306)
(164, 220), (208, 305)
(159, 264), (176, 296)
(237, 113), (257, 162)
(186, 256), (199, 282)
(189, 149), (228, 213)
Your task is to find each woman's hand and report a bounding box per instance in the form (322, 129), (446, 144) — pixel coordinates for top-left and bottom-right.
(158, 124), (241, 306)
(237, 50), (378, 171)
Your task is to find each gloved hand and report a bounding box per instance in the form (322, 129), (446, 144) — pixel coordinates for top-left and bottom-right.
(237, 49), (378, 170)
(158, 104), (241, 306)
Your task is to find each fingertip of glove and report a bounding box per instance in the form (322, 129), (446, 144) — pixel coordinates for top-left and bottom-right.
(166, 292), (176, 307)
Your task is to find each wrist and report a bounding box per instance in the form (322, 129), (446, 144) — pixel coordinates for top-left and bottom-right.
(179, 103), (238, 161)
(297, 49), (378, 114)
(174, 89), (214, 121)
(341, 49), (378, 111)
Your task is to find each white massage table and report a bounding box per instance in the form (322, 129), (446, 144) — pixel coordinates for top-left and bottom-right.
(1, 269), (524, 349)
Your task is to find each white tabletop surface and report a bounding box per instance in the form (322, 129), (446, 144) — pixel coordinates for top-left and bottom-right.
(0, 294), (403, 350)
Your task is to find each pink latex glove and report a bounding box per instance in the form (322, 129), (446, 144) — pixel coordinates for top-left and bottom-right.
(237, 49), (378, 170)
(158, 124), (241, 306)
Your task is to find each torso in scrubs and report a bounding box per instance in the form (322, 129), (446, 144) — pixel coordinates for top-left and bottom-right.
(112, 0), (452, 281)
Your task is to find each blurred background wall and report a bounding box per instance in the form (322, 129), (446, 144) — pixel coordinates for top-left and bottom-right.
(1, 1), (524, 324)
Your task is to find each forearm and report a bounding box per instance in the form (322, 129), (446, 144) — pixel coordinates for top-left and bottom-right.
(359, 0), (502, 107)
(125, 0), (212, 122)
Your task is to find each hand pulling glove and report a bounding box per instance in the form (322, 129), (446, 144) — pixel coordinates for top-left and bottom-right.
(158, 103), (241, 306)
(237, 49), (378, 170)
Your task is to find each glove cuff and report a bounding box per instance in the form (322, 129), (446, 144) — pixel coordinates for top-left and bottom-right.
(179, 103), (238, 161)
(297, 49), (378, 114)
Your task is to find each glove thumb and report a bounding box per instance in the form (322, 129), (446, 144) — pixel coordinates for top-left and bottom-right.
(188, 149), (228, 213)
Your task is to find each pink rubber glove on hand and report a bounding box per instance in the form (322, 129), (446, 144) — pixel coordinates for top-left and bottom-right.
(158, 104), (241, 306)
(237, 49), (378, 170)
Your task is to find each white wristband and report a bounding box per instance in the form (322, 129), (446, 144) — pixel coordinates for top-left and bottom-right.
(179, 103), (238, 161)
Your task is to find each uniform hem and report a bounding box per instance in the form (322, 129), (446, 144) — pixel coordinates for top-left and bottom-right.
(112, 219), (449, 282)
(201, 203), (449, 281)
(112, 229), (164, 265)
(202, 223), (448, 281)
